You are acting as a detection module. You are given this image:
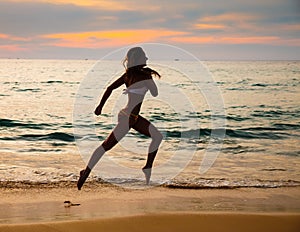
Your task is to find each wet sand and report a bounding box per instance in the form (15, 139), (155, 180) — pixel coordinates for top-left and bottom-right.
(0, 184), (300, 231)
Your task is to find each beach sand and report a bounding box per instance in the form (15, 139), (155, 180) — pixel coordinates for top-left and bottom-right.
(0, 183), (300, 231)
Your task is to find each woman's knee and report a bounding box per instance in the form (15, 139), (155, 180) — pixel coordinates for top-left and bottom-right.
(101, 141), (111, 151)
(153, 131), (163, 143)
(149, 125), (163, 142)
(101, 136), (118, 151)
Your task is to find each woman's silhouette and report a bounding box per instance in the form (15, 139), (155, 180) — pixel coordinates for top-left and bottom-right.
(77, 47), (163, 190)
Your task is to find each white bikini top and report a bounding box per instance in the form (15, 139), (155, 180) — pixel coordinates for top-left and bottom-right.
(123, 86), (148, 95)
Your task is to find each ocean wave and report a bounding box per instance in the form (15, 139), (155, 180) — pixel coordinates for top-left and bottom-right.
(271, 123), (300, 130)
(42, 80), (64, 84)
(1, 120), (294, 142)
(163, 127), (289, 140)
(221, 145), (266, 154)
(20, 132), (75, 142)
(0, 118), (75, 131)
(12, 87), (41, 92)
(226, 82), (299, 91)
(18, 148), (63, 153)
(251, 109), (300, 119)
(0, 178), (299, 189)
(0, 132), (75, 142)
(185, 113), (251, 122)
(0, 119), (53, 130)
(163, 178), (300, 189)
(41, 80), (80, 85)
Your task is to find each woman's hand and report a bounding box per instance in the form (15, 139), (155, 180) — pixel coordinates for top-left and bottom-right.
(94, 105), (102, 116)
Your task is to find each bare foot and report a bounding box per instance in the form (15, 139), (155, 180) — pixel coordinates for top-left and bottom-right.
(77, 167), (91, 190)
(142, 168), (152, 185)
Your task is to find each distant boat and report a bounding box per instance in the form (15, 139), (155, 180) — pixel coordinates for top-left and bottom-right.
(174, 59), (180, 61)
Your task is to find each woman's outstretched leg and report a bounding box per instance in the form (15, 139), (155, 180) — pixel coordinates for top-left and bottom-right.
(132, 116), (163, 184)
(77, 121), (130, 190)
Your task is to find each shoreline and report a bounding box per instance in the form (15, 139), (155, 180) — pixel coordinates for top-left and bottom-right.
(1, 178), (300, 189)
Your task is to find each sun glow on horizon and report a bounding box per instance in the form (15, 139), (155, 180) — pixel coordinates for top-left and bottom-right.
(41, 30), (188, 48)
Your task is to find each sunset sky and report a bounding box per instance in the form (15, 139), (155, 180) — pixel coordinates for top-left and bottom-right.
(0, 0), (299, 60)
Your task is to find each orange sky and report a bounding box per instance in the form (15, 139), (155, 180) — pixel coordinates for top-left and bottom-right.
(1, 0), (299, 59)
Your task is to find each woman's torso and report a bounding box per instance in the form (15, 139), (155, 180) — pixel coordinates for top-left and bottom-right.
(123, 68), (151, 115)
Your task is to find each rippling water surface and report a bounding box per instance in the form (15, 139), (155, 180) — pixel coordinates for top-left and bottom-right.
(0, 59), (299, 188)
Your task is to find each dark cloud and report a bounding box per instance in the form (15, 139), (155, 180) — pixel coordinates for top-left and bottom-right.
(0, 0), (217, 37)
(0, 1), (124, 36)
(1, 0), (299, 37)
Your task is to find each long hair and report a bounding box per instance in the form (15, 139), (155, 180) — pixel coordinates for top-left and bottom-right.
(123, 47), (161, 81)
(123, 47), (144, 69)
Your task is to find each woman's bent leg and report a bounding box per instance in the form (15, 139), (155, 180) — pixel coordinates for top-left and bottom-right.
(132, 115), (163, 168)
(88, 118), (130, 169)
(87, 132), (117, 170)
(77, 120), (130, 190)
(132, 116), (163, 184)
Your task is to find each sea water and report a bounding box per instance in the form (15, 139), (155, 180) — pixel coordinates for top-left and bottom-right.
(0, 59), (299, 188)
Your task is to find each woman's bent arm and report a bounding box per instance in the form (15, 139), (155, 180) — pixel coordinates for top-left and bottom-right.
(95, 75), (125, 115)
